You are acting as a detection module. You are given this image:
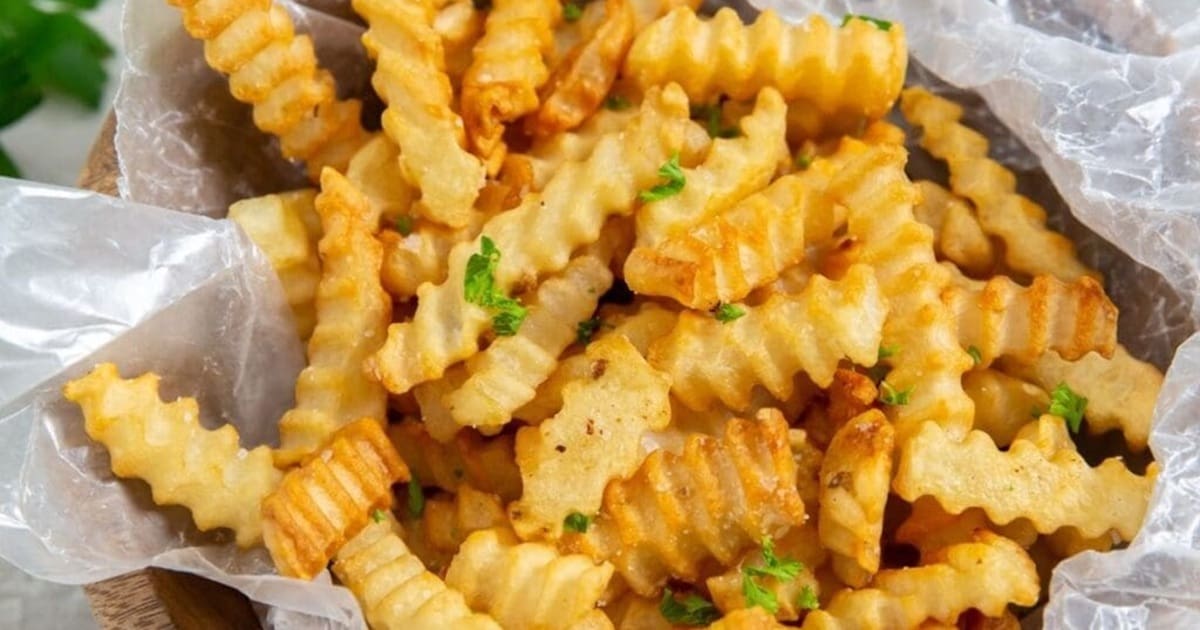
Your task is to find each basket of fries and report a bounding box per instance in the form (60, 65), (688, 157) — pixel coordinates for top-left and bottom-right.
(2, 0), (1199, 628)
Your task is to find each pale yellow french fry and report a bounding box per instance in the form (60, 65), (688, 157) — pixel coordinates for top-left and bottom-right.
(446, 529), (615, 630)
(913, 180), (995, 276)
(706, 523), (825, 622)
(524, 108), (637, 190)
(399, 484), (509, 574)
(514, 302), (678, 423)
(648, 264), (886, 412)
(962, 369), (1049, 447)
(446, 255), (614, 430)
(413, 363), (470, 443)
(366, 85), (693, 395)
(344, 135), (417, 230)
(944, 273), (1117, 367)
(1000, 345), (1162, 452)
(895, 496), (1038, 564)
(819, 410), (893, 587)
(354, 0), (486, 228)
(228, 189), (322, 340)
(510, 335), (671, 539)
(625, 8), (906, 136)
(462, 0), (560, 172)
(387, 420), (523, 501)
(529, 0), (635, 137)
(168, 0), (370, 179)
(332, 519), (502, 629)
(791, 428), (825, 511)
(262, 419), (410, 580)
(434, 0), (486, 87)
(828, 139), (974, 443)
(275, 170), (392, 466)
(802, 532), (1038, 629)
(893, 417), (1157, 540)
(901, 87), (1100, 283)
(562, 411), (806, 596)
(635, 87), (789, 248)
(63, 364), (282, 547)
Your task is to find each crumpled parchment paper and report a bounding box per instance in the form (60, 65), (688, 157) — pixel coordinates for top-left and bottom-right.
(0, 0), (1198, 627)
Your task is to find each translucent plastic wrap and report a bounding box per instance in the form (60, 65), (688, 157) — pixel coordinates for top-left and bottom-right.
(0, 0), (1195, 628)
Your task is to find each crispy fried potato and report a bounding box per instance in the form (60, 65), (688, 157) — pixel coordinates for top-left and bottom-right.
(355, 0), (486, 228)
(262, 419), (410, 579)
(446, 528), (615, 629)
(171, 0), (369, 179)
(944, 273), (1117, 367)
(399, 484), (509, 574)
(634, 88), (789, 248)
(462, 0), (560, 172)
(563, 411), (806, 595)
(901, 88), (1100, 284)
(913, 180), (994, 276)
(446, 255), (613, 430)
(649, 264), (886, 412)
(275, 170), (392, 466)
(367, 85), (693, 395)
(510, 335), (671, 539)
(803, 532), (1038, 629)
(344, 135), (417, 230)
(1000, 345), (1162, 452)
(896, 496), (1038, 563)
(228, 189), (321, 340)
(435, 0), (486, 87)
(706, 523), (825, 622)
(413, 364), (471, 443)
(529, 0), (635, 137)
(63, 363), (282, 547)
(333, 518), (501, 629)
(625, 8), (906, 136)
(387, 420), (522, 501)
(893, 417), (1157, 540)
(962, 369), (1049, 447)
(819, 410), (894, 587)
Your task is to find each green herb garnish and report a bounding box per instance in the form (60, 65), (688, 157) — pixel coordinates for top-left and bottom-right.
(464, 236), (528, 336)
(394, 214), (413, 236)
(371, 508), (387, 523)
(744, 536), (804, 581)
(660, 588), (720, 626)
(407, 478), (425, 518)
(796, 585), (819, 610)
(690, 103), (740, 139)
(604, 95), (631, 111)
(563, 511), (591, 533)
(713, 302), (746, 323)
(576, 317), (602, 345)
(879, 381), (913, 406)
(967, 345), (982, 366)
(1048, 382), (1088, 433)
(795, 151), (814, 170)
(563, 1), (583, 22)
(841, 14), (893, 31)
(877, 344), (900, 361)
(638, 152), (686, 202)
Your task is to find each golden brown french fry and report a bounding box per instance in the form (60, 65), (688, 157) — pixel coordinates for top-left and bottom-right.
(434, 0), (486, 87)
(63, 364), (282, 547)
(913, 180), (995, 276)
(706, 523), (825, 622)
(963, 369), (1049, 447)
(398, 484), (509, 574)
(387, 420), (522, 501)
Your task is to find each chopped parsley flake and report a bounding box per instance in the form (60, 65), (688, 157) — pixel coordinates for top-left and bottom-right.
(879, 381), (913, 406)
(394, 214), (413, 236)
(576, 317), (603, 345)
(659, 588), (720, 626)
(713, 302), (746, 323)
(407, 477), (425, 518)
(742, 573), (779, 613)
(563, 511), (591, 533)
(967, 345), (982, 366)
(638, 153), (686, 202)
(604, 95), (631, 111)
(841, 14), (893, 31)
(371, 508), (387, 523)
(795, 151), (814, 170)
(877, 344), (900, 361)
(797, 584), (819, 610)
(464, 236), (528, 336)
(563, 1), (583, 22)
(691, 103), (740, 139)
(1048, 382), (1088, 433)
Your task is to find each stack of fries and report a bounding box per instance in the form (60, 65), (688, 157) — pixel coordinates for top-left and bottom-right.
(63, 1), (1166, 628)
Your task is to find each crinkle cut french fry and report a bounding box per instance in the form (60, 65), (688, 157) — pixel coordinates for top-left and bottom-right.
(275, 170), (392, 466)
(354, 0), (485, 229)
(944, 272), (1117, 367)
(649, 264), (886, 412)
(802, 532), (1038, 629)
(262, 418), (410, 579)
(333, 519), (502, 629)
(900, 87), (1100, 284)
(562, 411), (806, 596)
(635, 87), (789, 248)
(626, 133), (855, 309)
(445, 255), (613, 430)
(893, 418), (1157, 540)
(829, 139), (974, 442)
(913, 180), (995, 276)
(63, 364), (282, 548)
(344, 135), (417, 231)
(462, 0), (560, 172)
(625, 8), (906, 134)
(706, 523), (825, 622)
(446, 528), (614, 630)
(400, 484), (509, 573)
(168, 0), (369, 179)
(510, 335), (670, 539)
(524, 108), (636, 190)
(387, 420), (523, 501)
(434, 0), (486, 87)
(1000, 345), (1162, 452)
(366, 85), (693, 395)
(819, 410), (894, 587)
(896, 496), (1038, 564)
(514, 302), (678, 423)
(963, 369), (1049, 448)
(413, 364), (470, 442)
(227, 189), (321, 340)
(528, 0), (634, 137)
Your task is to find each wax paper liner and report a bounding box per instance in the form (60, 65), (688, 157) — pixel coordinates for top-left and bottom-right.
(0, 0), (1195, 627)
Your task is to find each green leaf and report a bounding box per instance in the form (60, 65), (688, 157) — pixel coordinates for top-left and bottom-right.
(407, 478), (425, 518)
(576, 317), (602, 345)
(41, 0), (103, 10)
(1048, 382), (1087, 433)
(638, 152), (686, 202)
(371, 508), (387, 523)
(563, 1), (583, 22)
(877, 344), (900, 361)
(464, 236), (528, 335)
(841, 14), (893, 31)
(967, 345), (982, 366)
(490, 299), (527, 337)
(24, 12), (113, 109)
(744, 535), (804, 581)
(659, 588), (720, 626)
(0, 142), (19, 178)
(796, 585), (819, 610)
(741, 573), (778, 614)
(879, 381), (913, 406)
(795, 151), (813, 170)
(713, 302), (745, 323)
(393, 214), (413, 236)
(690, 103), (739, 139)
(0, 67), (43, 129)
(563, 511), (591, 533)
(603, 95), (631, 111)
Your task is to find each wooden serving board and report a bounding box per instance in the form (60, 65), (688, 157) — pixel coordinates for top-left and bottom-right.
(78, 112), (264, 630)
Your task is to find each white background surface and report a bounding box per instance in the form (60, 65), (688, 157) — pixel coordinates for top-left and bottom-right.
(0, 2), (122, 627)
